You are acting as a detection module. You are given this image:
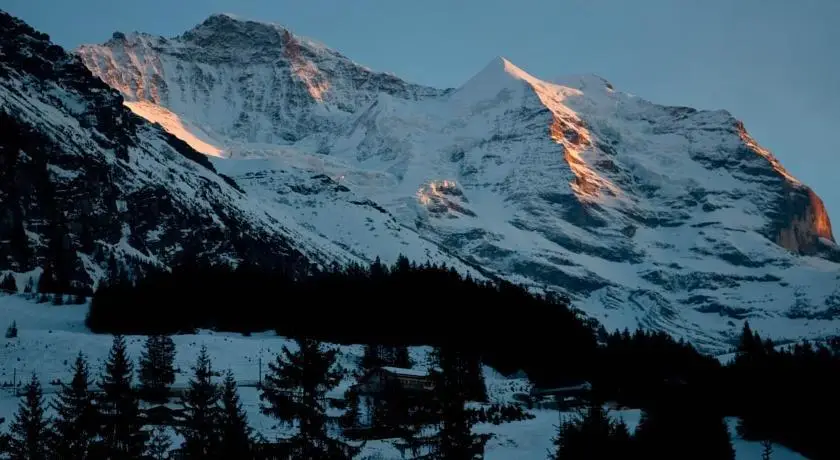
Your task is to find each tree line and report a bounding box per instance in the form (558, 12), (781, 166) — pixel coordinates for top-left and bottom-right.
(56, 255), (840, 458)
(87, 256), (599, 388)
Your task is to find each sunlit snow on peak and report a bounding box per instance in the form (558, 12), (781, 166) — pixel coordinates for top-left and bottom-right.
(124, 101), (225, 157)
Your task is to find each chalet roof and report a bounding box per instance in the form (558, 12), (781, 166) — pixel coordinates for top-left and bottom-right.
(381, 366), (430, 377)
(532, 381), (592, 395)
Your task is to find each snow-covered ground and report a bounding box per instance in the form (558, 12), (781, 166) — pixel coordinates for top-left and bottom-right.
(0, 294), (809, 458)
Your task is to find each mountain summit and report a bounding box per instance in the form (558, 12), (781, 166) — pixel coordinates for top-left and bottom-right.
(77, 16), (444, 152)
(2, 12), (835, 349)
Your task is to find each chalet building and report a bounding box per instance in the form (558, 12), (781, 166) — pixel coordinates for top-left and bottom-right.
(347, 366), (435, 432)
(355, 366), (435, 394)
(530, 380), (592, 410)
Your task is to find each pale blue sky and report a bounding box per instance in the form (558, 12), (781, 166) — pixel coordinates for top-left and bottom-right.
(6, 0), (840, 225)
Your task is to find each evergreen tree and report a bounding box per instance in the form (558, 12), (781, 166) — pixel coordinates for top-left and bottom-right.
(99, 334), (144, 458)
(50, 352), (98, 459)
(360, 344), (386, 372)
(23, 277), (33, 295)
(5, 320), (17, 339)
(0, 273), (17, 292)
(391, 346), (412, 369)
(428, 345), (482, 460)
(145, 425), (172, 460)
(7, 375), (49, 460)
(0, 425), (9, 459)
(550, 402), (630, 460)
(139, 334), (177, 403)
(361, 344), (413, 372)
(634, 406), (734, 460)
(761, 440), (773, 460)
(218, 370), (253, 459)
(260, 338), (356, 459)
(178, 346), (221, 459)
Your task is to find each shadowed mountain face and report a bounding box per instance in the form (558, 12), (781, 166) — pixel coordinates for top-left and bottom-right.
(0, 11), (361, 293)
(3, 11), (838, 350)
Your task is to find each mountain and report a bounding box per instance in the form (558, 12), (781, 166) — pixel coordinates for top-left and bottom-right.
(5, 12), (836, 350)
(0, 11), (385, 294)
(77, 13), (446, 155)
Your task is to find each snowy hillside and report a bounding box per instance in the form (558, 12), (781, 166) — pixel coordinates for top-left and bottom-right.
(73, 14), (840, 351)
(0, 293), (808, 459)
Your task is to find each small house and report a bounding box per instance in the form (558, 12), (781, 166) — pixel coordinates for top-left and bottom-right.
(530, 381), (592, 410)
(346, 366), (435, 433)
(355, 366), (435, 394)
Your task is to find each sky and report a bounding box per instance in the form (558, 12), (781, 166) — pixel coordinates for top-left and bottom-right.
(5, 0), (840, 225)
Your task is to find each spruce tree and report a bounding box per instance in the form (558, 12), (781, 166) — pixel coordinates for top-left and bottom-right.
(5, 320), (17, 339)
(139, 334), (177, 403)
(260, 338), (356, 459)
(360, 344), (385, 372)
(99, 334), (144, 458)
(428, 345), (482, 460)
(50, 352), (98, 459)
(178, 345), (221, 459)
(0, 273), (17, 292)
(7, 375), (49, 460)
(218, 370), (253, 459)
(145, 425), (172, 460)
(634, 406), (734, 460)
(550, 402), (629, 460)
(761, 440), (773, 460)
(391, 345), (412, 369)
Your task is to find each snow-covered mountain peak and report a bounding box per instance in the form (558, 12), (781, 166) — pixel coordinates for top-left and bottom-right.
(77, 14), (446, 149)
(67, 14), (840, 349)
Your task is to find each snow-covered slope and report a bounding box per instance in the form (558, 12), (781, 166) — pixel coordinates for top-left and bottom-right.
(73, 15), (840, 351)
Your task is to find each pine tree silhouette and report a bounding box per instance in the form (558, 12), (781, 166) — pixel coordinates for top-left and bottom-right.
(99, 334), (144, 458)
(50, 352), (98, 459)
(7, 375), (49, 460)
(145, 425), (172, 460)
(260, 337), (356, 459)
(761, 439), (773, 460)
(218, 370), (253, 459)
(139, 334), (177, 403)
(428, 345), (483, 460)
(178, 345), (221, 459)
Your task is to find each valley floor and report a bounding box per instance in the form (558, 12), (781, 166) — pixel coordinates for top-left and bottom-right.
(0, 294), (808, 459)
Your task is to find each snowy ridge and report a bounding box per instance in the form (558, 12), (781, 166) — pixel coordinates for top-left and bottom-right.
(77, 13), (447, 153)
(14, 12), (821, 349)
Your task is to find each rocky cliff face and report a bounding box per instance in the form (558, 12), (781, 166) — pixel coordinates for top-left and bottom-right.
(77, 14), (447, 152)
(0, 11), (360, 293)
(26, 13), (840, 348)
